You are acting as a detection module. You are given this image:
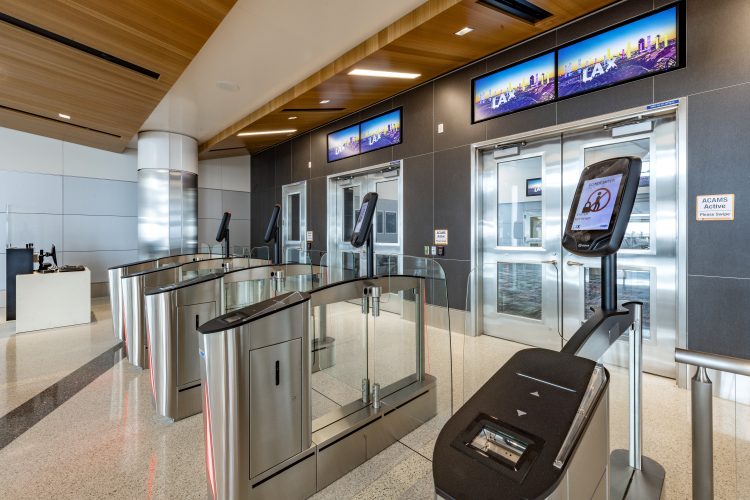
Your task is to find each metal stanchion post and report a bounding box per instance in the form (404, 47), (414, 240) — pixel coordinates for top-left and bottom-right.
(629, 302), (643, 470)
(691, 366), (713, 500)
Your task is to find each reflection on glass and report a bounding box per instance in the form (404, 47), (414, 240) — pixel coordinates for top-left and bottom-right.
(584, 139), (651, 250)
(342, 185), (360, 242)
(497, 262), (542, 320)
(375, 179), (399, 244)
(286, 193), (300, 241)
(497, 156), (543, 248)
(585, 268), (651, 338)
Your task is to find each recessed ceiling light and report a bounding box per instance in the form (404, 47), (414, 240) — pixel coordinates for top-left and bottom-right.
(237, 129), (297, 137)
(320, 99), (331, 104)
(288, 116), (298, 120)
(348, 68), (421, 79)
(58, 113), (71, 120)
(455, 27), (474, 36)
(216, 80), (240, 92)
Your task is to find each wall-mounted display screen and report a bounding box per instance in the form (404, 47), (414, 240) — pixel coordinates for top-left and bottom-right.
(558, 4), (682, 99)
(360, 108), (402, 153)
(472, 51), (556, 123)
(327, 124), (360, 162)
(572, 174), (623, 231)
(526, 178), (542, 197)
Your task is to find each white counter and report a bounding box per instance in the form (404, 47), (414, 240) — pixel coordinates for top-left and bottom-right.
(16, 268), (91, 333)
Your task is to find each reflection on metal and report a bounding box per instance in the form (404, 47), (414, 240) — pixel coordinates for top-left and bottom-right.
(137, 169), (198, 258)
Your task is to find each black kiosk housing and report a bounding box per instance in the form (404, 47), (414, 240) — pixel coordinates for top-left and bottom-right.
(350, 192), (378, 278)
(433, 157), (648, 500)
(263, 204), (282, 265)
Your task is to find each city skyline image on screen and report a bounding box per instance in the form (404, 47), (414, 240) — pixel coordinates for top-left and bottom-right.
(558, 5), (680, 98)
(327, 124), (360, 162)
(473, 51), (556, 122)
(360, 109), (402, 153)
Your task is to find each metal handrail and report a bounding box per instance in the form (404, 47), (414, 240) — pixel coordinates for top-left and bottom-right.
(675, 348), (750, 377)
(674, 348), (750, 500)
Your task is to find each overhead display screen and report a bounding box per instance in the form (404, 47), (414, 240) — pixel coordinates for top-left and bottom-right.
(472, 51), (556, 123)
(526, 178), (542, 197)
(558, 5), (682, 99)
(571, 174), (623, 231)
(360, 108), (402, 153)
(327, 124), (360, 162)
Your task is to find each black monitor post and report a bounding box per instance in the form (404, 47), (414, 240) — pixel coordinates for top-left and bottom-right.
(264, 204), (282, 265)
(216, 212), (232, 259)
(350, 192), (378, 278)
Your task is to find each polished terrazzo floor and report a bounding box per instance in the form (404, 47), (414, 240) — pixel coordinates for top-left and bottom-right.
(0, 299), (748, 499)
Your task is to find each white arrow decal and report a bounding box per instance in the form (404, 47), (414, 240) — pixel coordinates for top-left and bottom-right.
(530, 391), (539, 397)
(517, 409), (527, 417)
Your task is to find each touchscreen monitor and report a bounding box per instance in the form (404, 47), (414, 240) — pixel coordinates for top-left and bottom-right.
(571, 174), (623, 231)
(354, 201), (369, 233)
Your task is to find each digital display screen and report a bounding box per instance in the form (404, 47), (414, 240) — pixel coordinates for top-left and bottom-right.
(558, 6), (681, 99)
(354, 201), (369, 233)
(526, 178), (542, 197)
(327, 124), (360, 162)
(360, 109), (402, 153)
(572, 174), (623, 231)
(472, 51), (556, 123)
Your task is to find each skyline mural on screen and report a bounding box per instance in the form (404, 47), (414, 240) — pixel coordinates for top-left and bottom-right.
(558, 6), (679, 98)
(327, 124), (360, 162)
(360, 109), (402, 153)
(473, 52), (556, 122)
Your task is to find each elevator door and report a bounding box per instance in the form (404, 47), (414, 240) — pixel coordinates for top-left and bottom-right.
(479, 111), (678, 377)
(281, 181), (307, 263)
(328, 163), (402, 279)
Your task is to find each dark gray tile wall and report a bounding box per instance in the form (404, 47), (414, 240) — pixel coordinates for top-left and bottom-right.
(249, 0), (750, 353)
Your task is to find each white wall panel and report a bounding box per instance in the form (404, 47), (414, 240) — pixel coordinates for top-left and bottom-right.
(0, 171), (63, 214)
(63, 177), (137, 217)
(197, 159), (223, 189)
(0, 127), (63, 175)
(62, 143), (137, 182)
(0, 213), (63, 251)
(221, 190), (251, 219)
(61, 250), (139, 283)
(222, 155), (251, 192)
(198, 188), (222, 219)
(198, 218), (222, 247)
(63, 215), (137, 251)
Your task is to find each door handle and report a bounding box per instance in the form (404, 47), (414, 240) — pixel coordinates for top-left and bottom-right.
(566, 261), (584, 267)
(541, 259), (557, 265)
(275, 360), (280, 386)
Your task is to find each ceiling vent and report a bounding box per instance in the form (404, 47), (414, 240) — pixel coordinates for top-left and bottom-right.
(0, 12), (160, 79)
(477, 0), (553, 24)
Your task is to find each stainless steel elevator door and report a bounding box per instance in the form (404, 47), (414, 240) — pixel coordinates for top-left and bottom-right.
(281, 181), (307, 263)
(478, 111), (678, 376)
(561, 114), (677, 377)
(480, 137), (563, 350)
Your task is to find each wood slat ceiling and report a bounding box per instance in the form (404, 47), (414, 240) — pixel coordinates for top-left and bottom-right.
(0, 0), (236, 152)
(202, 0), (614, 156)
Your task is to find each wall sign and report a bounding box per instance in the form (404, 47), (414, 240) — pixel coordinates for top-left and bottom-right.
(306, 230), (314, 242)
(434, 229), (448, 246)
(696, 194), (734, 221)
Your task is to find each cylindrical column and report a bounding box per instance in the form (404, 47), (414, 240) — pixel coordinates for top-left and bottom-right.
(137, 131), (198, 258)
(691, 366), (714, 500)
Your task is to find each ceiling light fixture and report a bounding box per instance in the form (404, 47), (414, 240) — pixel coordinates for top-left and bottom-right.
(58, 113), (71, 120)
(454, 27), (474, 36)
(348, 68), (421, 79)
(288, 116), (298, 120)
(237, 129), (297, 137)
(320, 99), (331, 104)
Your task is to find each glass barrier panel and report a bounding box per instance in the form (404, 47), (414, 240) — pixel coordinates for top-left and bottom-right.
(310, 299), (368, 422)
(250, 246), (271, 260)
(736, 374), (750, 498)
(224, 278), (272, 312)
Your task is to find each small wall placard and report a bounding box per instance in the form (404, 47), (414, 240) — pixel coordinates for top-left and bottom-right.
(306, 231), (314, 242)
(434, 229), (448, 246)
(696, 194), (734, 221)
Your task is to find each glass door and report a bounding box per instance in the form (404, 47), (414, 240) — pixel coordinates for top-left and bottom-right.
(561, 113), (677, 377)
(479, 136), (563, 350)
(281, 181), (307, 263)
(327, 162), (403, 280)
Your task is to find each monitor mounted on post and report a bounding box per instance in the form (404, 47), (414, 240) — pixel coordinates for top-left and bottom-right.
(216, 212), (232, 258)
(264, 204), (282, 264)
(562, 157), (641, 257)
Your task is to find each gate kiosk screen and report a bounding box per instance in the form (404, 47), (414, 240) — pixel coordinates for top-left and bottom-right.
(350, 192), (378, 248)
(562, 157), (641, 257)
